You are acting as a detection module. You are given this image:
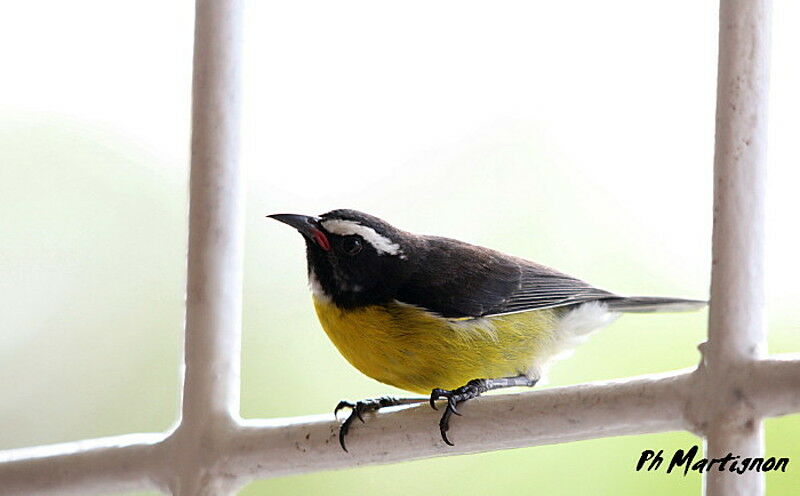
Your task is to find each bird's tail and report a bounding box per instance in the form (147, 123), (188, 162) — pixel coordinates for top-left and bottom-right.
(602, 296), (707, 313)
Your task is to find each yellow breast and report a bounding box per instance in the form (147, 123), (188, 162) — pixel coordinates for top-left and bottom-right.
(313, 296), (561, 394)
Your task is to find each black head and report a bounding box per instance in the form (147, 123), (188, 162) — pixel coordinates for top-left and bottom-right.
(268, 209), (414, 308)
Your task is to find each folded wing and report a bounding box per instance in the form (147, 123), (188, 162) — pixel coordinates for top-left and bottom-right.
(395, 236), (616, 319)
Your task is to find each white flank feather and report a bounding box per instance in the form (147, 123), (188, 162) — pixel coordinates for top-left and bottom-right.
(528, 301), (619, 381)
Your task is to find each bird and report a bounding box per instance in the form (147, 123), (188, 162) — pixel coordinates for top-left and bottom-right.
(268, 209), (705, 451)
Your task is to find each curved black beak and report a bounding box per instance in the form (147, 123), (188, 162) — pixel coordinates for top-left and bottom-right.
(267, 213), (320, 235)
(267, 213), (331, 251)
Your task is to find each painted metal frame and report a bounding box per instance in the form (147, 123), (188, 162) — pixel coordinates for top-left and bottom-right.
(1, 1), (796, 495)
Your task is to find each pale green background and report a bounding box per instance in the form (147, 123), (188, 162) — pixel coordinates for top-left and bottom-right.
(1, 1), (798, 495)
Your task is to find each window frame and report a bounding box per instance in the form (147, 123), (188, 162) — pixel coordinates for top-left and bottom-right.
(1, 1), (797, 495)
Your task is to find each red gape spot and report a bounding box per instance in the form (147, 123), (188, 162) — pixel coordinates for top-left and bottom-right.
(312, 230), (331, 251)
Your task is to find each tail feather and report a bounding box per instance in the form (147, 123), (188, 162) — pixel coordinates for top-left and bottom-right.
(602, 296), (707, 313)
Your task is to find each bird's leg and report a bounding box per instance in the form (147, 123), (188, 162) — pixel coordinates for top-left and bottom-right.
(334, 396), (426, 452)
(429, 375), (538, 446)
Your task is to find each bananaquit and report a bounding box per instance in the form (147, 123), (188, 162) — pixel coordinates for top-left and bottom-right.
(269, 209), (705, 451)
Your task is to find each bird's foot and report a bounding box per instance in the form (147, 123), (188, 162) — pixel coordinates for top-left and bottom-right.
(334, 396), (419, 452)
(429, 378), (489, 446)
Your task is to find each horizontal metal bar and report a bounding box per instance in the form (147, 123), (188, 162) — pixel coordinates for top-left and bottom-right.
(226, 370), (693, 482)
(1, 355), (798, 495)
(0, 433), (167, 496)
(748, 355), (800, 418)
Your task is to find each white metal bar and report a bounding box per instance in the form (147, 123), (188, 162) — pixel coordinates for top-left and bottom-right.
(227, 371), (693, 482)
(0, 434), (166, 496)
(167, 0), (244, 495)
(748, 355), (800, 418)
(0, 1), (790, 494)
(2, 357), (799, 494)
(221, 361), (799, 484)
(181, 0), (245, 427)
(704, 0), (772, 494)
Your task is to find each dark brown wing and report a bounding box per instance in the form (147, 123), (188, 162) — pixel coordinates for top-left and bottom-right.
(491, 263), (616, 315)
(394, 236), (616, 319)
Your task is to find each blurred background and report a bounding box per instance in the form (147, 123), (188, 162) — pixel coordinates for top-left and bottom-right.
(1, 1), (798, 494)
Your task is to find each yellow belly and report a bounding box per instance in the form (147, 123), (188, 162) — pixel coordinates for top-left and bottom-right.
(313, 296), (561, 394)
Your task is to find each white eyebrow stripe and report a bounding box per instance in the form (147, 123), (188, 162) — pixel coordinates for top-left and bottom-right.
(320, 219), (404, 257)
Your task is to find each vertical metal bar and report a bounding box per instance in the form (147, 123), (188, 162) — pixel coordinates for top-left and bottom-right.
(705, 0), (772, 494)
(183, 0), (244, 424)
(169, 1), (244, 494)
(182, 0), (244, 428)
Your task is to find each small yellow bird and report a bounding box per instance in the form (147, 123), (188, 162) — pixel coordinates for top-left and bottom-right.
(269, 209), (705, 450)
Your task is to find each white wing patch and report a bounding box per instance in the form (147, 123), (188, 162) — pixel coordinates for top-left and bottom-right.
(321, 219), (405, 258)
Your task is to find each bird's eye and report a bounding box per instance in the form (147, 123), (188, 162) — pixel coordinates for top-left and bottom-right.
(341, 236), (363, 256)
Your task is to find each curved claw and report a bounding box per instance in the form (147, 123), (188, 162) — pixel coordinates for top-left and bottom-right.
(338, 418), (352, 452)
(439, 407), (455, 446)
(447, 397), (462, 416)
(335, 397), (409, 452)
(429, 388), (445, 410)
(441, 431), (454, 447)
(334, 400), (355, 418)
(338, 406), (367, 452)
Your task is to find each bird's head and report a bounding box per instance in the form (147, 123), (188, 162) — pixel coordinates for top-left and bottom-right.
(268, 209), (413, 307)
